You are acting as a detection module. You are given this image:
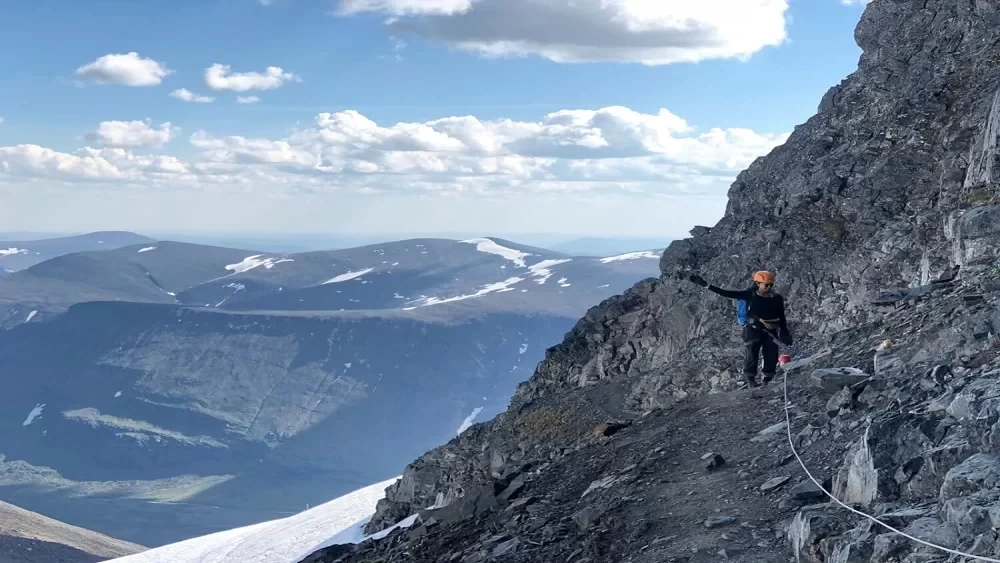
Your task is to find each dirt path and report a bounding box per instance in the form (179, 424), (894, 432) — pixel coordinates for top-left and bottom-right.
(624, 384), (812, 562)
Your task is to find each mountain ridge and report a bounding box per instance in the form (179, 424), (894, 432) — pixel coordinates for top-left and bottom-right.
(289, 1), (1000, 562)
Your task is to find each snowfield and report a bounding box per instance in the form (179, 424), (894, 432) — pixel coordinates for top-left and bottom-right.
(403, 276), (524, 309)
(461, 238), (531, 267)
(106, 476), (412, 563)
(527, 259), (572, 284)
(323, 268), (375, 285)
(225, 255), (295, 274)
(599, 250), (660, 263)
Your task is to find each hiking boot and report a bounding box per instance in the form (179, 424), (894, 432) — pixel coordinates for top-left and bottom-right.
(744, 374), (760, 388)
(761, 373), (775, 386)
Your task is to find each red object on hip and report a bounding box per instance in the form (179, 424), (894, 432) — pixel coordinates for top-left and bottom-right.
(778, 353), (791, 366)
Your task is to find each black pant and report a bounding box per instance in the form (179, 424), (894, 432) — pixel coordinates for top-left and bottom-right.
(743, 325), (778, 379)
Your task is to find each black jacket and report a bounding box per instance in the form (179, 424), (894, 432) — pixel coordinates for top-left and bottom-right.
(707, 285), (788, 334)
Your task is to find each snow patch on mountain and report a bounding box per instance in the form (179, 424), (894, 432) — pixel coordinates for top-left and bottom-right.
(26, 310), (37, 322)
(225, 255), (295, 274)
(137, 247), (157, 253)
(0, 248), (28, 257)
(22, 404), (45, 426)
(107, 476), (407, 563)
(403, 277), (524, 309)
(457, 406), (484, 435)
(527, 259), (572, 284)
(599, 250), (660, 263)
(62, 408), (227, 448)
(461, 238), (531, 268)
(323, 268), (375, 285)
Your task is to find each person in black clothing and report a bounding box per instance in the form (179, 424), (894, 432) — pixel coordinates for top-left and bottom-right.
(687, 270), (792, 388)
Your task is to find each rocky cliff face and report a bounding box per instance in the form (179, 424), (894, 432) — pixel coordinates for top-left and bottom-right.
(345, 0), (1000, 559)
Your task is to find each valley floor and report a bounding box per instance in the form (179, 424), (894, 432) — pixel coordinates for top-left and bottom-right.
(304, 369), (861, 563)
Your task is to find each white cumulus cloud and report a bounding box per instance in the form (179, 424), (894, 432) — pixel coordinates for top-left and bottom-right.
(87, 120), (177, 148)
(335, 0), (790, 65)
(187, 106), (788, 190)
(169, 88), (216, 103)
(237, 96), (262, 104)
(204, 64), (300, 92)
(75, 52), (173, 86)
(0, 145), (190, 181)
(0, 105), (787, 217)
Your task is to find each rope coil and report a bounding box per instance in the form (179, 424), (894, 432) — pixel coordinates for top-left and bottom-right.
(782, 369), (1000, 562)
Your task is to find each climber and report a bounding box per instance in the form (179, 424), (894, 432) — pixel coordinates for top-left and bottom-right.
(686, 270), (792, 388)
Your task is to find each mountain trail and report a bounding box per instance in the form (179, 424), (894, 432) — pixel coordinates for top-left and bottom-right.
(304, 365), (862, 563)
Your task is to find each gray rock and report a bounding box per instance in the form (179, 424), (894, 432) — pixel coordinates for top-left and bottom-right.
(496, 475), (526, 504)
(504, 496), (536, 513)
(761, 476), (791, 492)
(958, 204), (1000, 239)
(789, 480), (827, 503)
(571, 506), (605, 531)
(706, 454), (727, 471)
(811, 368), (870, 394)
(751, 422), (788, 443)
(833, 434), (877, 507)
(491, 538), (520, 557)
(423, 488), (498, 526)
(788, 504), (854, 563)
(703, 516), (736, 529)
(940, 454), (1000, 502)
(826, 387), (853, 415)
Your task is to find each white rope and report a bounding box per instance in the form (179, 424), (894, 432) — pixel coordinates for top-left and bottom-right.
(781, 368), (1000, 562)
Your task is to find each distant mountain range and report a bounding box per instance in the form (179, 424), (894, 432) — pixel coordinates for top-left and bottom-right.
(0, 232), (661, 548)
(0, 231), (673, 259)
(0, 231), (154, 274)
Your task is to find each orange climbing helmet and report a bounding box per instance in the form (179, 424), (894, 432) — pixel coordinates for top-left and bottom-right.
(753, 270), (775, 284)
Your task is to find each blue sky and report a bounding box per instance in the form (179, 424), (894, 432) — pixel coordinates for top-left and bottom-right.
(0, 0), (870, 239)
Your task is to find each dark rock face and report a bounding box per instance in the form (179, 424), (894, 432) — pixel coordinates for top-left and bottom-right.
(295, 2), (1000, 562)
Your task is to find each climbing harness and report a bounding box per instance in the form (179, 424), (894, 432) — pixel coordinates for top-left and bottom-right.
(781, 366), (1000, 562)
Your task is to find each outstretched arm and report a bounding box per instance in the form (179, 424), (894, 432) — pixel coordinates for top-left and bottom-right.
(686, 274), (751, 300)
(707, 285), (751, 300)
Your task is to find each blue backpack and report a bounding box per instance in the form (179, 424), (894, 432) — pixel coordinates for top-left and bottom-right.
(736, 299), (749, 326)
(735, 285), (756, 326)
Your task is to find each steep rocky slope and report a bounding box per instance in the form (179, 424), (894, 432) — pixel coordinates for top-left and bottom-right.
(0, 499), (143, 562)
(295, 1), (1000, 562)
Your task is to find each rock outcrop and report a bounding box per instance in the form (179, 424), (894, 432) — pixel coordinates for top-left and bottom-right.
(300, 1), (1000, 561)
